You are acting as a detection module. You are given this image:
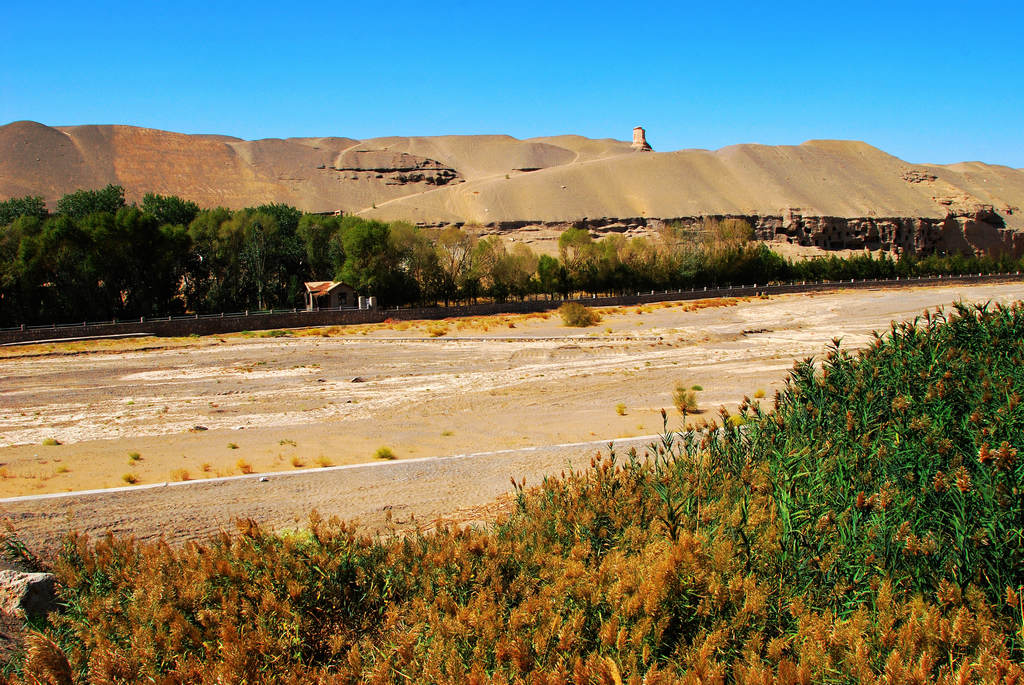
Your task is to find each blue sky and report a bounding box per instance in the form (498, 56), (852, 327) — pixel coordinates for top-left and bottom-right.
(2, 1), (1021, 166)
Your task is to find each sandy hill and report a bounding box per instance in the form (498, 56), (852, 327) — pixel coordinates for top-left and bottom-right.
(363, 140), (1024, 230)
(1, 121), (1022, 231)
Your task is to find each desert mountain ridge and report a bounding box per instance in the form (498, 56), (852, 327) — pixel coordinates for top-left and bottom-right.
(2, 120), (1022, 238)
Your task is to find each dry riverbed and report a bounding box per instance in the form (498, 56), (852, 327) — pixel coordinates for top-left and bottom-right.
(2, 282), (1023, 549)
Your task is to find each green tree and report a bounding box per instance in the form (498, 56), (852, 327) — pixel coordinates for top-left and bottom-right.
(435, 226), (475, 305)
(254, 203), (302, 234)
(558, 227), (597, 295)
(55, 184), (126, 219)
(339, 219), (402, 303)
(0, 195), (47, 226)
(17, 214), (99, 321)
(297, 214), (342, 280)
(473, 238), (538, 302)
(390, 221), (439, 305)
(78, 207), (190, 318)
(141, 193), (200, 227)
(537, 254), (568, 298)
(186, 207), (240, 312)
(0, 216), (41, 325)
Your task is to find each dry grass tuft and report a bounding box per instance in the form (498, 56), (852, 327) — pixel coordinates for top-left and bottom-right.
(169, 469), (190, 482)
(24, 632), (73, 685)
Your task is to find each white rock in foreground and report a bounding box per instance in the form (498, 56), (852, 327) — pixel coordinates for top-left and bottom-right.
(0, 570), (57, 619)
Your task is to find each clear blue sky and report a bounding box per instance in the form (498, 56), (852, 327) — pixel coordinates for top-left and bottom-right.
(2, 1), (1021, 167)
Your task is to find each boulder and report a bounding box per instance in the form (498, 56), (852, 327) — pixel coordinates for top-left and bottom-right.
(0, 570), (57, 619)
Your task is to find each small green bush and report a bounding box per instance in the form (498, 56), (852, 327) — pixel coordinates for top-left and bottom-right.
(41, 438), (61, 446)
(375, 446), (396, 460)
(558, 302), (601, 327)
(673, 382), (700, 415)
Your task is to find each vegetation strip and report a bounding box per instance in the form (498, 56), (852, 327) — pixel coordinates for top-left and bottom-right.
(4, 187), (1023, 331)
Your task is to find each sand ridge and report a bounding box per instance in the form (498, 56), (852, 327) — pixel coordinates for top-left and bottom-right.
(3, 121), (1022, 228)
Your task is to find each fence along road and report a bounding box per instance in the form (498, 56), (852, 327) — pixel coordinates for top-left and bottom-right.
(1, 272), (1021, 345)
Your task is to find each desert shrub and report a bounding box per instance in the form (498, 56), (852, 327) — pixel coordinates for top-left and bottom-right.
(615, 402), (627, 416)
(41, 438), (61, 446)
(235, 458), (252, 474)
(672, 382), (700, 415)
(375, 446), (396, 460)
(11, 302), (1024, 682)
(749, 303), (1024, 607)
(558, 301), (601, 327)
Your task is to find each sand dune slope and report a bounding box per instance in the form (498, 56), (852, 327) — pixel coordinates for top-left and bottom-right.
(2, 121), (1022, 228)
(364, 140), (1024, 228)
(0, 122), (637, 212)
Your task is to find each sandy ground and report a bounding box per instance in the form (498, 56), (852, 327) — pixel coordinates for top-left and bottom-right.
(3, 282), (1024, 552)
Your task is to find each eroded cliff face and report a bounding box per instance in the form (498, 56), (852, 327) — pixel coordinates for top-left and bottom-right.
(757, 207), (1021, 255)
(322, 149), (460, 187)
(432, 207), (1023, 257)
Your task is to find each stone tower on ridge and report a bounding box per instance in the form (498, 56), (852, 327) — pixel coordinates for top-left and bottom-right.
(631, 126), (652, 152)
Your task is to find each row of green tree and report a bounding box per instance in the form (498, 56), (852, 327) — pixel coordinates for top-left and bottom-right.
(1, 188), (1021, 326)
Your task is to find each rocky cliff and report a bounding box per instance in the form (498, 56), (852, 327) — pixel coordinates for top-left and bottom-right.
(440, 207), (1021, 257)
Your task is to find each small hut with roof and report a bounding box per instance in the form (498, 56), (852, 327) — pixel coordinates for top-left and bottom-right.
(304, 281), (357, 310)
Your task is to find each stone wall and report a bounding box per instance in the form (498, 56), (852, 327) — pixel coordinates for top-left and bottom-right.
(2, 273), (1020, 346)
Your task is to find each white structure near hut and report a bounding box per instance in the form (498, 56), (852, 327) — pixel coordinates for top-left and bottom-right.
(304, 281), (357, 310)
